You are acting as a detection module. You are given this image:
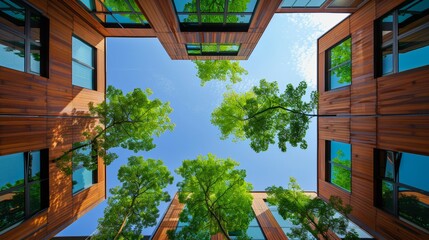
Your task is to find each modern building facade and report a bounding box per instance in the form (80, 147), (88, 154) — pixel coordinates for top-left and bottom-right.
(317, 0), (429, 239)
(151, 192), (373, 240)
(1, 0), (427, 239)
(0, 0), (107, 239)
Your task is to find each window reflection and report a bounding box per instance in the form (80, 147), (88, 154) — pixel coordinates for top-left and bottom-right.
(173, 0), (258, 31)
(0, 150), (48, 232)
(186, 43), (240, 56)
(326, 38), (351, 90)
(377, 149), (429, 231)
(379, 0), (429, 75)
(327, 141), (351, 192)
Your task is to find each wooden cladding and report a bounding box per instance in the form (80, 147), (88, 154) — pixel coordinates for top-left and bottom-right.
(0, 0), (106, 239)
(318, 0), (429, 239)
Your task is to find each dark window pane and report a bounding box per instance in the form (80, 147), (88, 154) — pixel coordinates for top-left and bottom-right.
(227, 14), (251, 23)
(72, 143), (96, 194)
(72, 37), (93, 67)
(380, 150), (394, 180)
(381, 180), (394, 213)
(72, 61), (94, 89)
(202, 43), (218, 52)
(399, 152), (429, 192)
(327, 38), (351, 90)
(29, 182), (41, 215)
(382, 45), (393, 75)
(30, 13), (40, 42)
(330, 141), (351, 167)
(0, 0), (25, 34)
(329, 63), (351, 89)
(201, 14), (224, 23)
(329, 141), (351, 192)
(28, 151), (41, 182)
(381, 14), (393, 46)
(398, 0), (429, 35)
(201, 0), (224, 12)
(331, 165), (351, 191)
(187, 49), (201, 55)
(30, 43), (41, 74)
(0, 186), (25, 231)
(174, 0), (196, 12)
(307, 0), (327, 7)
(103, 0), (132, 12)
(78, 0), (94, 10)
(398, 187), (429, 231)
(398, 32), (429, 72)
(0, 152), (24, 191)
(186, 43), (200, 50)
(179, 14), (198, 23)
(107, 13), (142, 24)
(0, 29), (25, 72)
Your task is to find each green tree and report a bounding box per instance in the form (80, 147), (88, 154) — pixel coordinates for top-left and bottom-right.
(168, 154), (254, 240)
(102, 0), (147, 23)
(55, 86), (174, 174)
(193, 60), (248, 86)
(211, 79), (318, 153)
(266, 177), (358, 240)
(93, 156), (173, 240)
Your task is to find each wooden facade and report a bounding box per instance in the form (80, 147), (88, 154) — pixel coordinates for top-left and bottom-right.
(317, 0), (429, 239)
(152, 192), (325, 240)
(0, 0), (106, 239)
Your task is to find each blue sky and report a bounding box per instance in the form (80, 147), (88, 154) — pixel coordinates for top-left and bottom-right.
(58, 13), (348, 237)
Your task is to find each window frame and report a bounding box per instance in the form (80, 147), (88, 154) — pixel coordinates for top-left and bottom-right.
(76, 0), (150, 28)
(172, 0), (259, 32)
(376, 0), (429, 76)
(71, 143), (98, 195)
(72, 35), (97, 90)
(325, 36), (352, 91)
(0, 149), (49, 233)
(325, 140), (352, 192)
(0, 0), (49, 77)
(375, 149), (429, 232)
(186, 43), (241, 56)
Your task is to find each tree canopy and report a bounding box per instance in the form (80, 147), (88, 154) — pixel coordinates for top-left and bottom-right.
(266, 177), (358, 240)
(193, 60), (248, 86)
(93, 156), (173, 240)
(168, 154), (254, 240)
(211, 79), (318, 152)
(55, 85), (174, 174)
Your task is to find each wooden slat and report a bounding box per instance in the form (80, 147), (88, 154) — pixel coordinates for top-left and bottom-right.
(319, 117), (350, 142)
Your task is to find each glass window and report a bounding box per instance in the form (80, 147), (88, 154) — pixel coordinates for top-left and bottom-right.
(281, 0), (327, 8)
(326, 141), (351, 192)
(326, 38), (352, 90)
(0, 150), (48, 232)
(266, 201), (315, 239)
(378, 0), (429, 76)
(0, 0), (47, 76)
(77, 0), (149, 27)
(172, 0), (258, 31)
(186, 43), (240, 56)
(376, 149), (429, 231)
(72, 143), (97, 194)
(72, 36), (96, 90)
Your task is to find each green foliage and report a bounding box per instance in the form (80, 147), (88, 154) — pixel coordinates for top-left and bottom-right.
(55, 85), (174, 174)
(266, 177), (359, 240)
(169, 154), (254, 240)
(103, 0), (147, 23)
(181, 0), (251, 23)
(211, 79), (318, 152)
(193, 60), (248, 86)
(330, 38), (351, 84)
(93, 156), (173, 240)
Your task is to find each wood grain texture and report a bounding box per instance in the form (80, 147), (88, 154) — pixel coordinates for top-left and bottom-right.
(318, 1), (429, 239)
(319, 117), (350, 142)
(0, 1), (106, 239)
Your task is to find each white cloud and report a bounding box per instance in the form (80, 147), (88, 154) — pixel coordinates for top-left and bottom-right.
(287, 13), (349, 89)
